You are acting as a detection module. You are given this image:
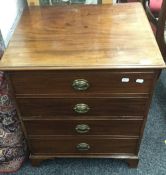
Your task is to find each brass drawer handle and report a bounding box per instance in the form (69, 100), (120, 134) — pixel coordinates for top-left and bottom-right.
(73, 103), (90, 114)
(72, 79), (89, 91)
(75, 124), (90, 133)
(76, 143), (90, 151)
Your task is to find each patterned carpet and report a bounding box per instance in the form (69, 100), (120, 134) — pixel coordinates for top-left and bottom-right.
(3, 70), (166, 175)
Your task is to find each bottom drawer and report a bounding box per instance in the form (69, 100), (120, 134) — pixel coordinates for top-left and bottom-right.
(29, 136), (139, 155)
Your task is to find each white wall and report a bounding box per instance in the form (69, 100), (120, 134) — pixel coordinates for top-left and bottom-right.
(0, 0), (26, 47)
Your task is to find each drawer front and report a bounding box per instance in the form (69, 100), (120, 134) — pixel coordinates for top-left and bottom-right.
(30, 136), (138, 155)
(10, 70), (155, 95)
(24, 118), (143, 136)
(17, 97), (147, 117)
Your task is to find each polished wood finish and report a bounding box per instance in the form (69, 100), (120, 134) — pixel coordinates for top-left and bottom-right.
(29, 136), (139, 155)
(23, 117), (143, 136)
(0, 4), (165, 70)
(10, 70), (156, 95)
(27, 0), (40, 6)
(31, 156), (139, 168)
(126, 159), (139, 168)
(17, 97), (147, 116)
(30, 158), (43, 166)
(1, 4), (165, 168)
(102, 0), (112, 4)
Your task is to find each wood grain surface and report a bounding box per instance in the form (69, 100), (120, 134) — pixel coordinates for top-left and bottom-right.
(9, 70), (156, 95)
(3, 3), (164, 168)
(16, 97), (148, 116)
(29, 136), (139, 155)
(0, 4), (165, 70)
(23, 117), (143, 136)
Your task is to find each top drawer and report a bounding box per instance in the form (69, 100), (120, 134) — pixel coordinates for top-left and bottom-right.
(9, 70), (156, 96)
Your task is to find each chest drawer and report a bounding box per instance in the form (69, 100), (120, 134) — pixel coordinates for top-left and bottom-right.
(24, 118), (143, 136)
(17, 97), (147, 117)
(30, 136), (138, 155)
(9, 70), (156, 96)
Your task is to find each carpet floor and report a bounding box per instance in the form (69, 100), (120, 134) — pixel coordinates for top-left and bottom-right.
(3, 70), (166, 175)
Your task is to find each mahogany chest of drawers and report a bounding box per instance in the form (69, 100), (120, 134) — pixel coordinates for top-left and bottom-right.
(0, 4), (165, 168)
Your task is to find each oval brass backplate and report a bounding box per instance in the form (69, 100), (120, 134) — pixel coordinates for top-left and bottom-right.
(75, 124), (90, 133)
(76, 143), (90, 151)
(73, 103), (90, 114)
(72, 79), (89, 91)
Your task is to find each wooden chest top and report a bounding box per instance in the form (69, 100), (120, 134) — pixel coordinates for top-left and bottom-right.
(0, 3), (165, 70)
